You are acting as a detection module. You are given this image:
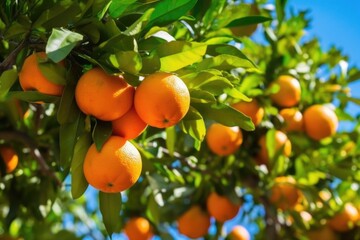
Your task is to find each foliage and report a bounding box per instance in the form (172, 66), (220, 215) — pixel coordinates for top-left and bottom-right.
(0, 0), (360, 239)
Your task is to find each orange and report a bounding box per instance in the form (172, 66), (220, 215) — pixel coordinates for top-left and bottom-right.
(230, 4), (260, 37)
(229, 225), (250, 240)
(0, 146), (18, 173)
(134, 72), (190, 128)
(206, 123), (243, 156)
(303, 105), (338, 141)
(269, 75), (301, 107)
(206, 192), (241, 222)
(83, 136), (142, 193)
(232, 99), (264, 126)
(124, 217), (153, 240)
(112, 107), (147, 140)
(18, 52), (65, 96)
(257, 130), (291, 166)
(307, 226), (337, 240)
(328, 203), (359, 232)
(75, 68), (134, 121)
(177, 205), (210, 239)
(279, 108), (304, 132)
(269, 176), (300, 210)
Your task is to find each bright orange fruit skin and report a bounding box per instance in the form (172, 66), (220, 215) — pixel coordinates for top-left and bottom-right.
(0, 146), (18, 173)
(269, 75), (301, 107)
(134, 72), (190, 128)
(112, 107), (147, 140)
(269, 176), (300, 210)
(229, 225), (251, 240)
(206, 123), (243, 156)
(124, 217), (153, 240)
(19, 52), (65, 96)
(83, 136), (142, 193)
(232, 99), (264, 126)
(328, 203), (359, 232)
(75, 68), (135, 121)
(279, 108), (304, 132)
(207, 192), (241, 222)
(303, 104), (338, 141)
(177, 205), (211, 239)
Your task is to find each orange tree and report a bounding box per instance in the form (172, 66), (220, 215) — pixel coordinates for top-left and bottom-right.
(0, 0), (360, 239)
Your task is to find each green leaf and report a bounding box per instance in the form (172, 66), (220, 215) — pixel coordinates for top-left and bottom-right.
(92, 120), (112, 151)
(224, 88), (251, 102)
(124, 9), (154, 36)
(275, 0), (287, 26)
(179, 107), (206, 143)
(99, 192), (122, 236)
(46, 28), (84, 63)
(0, 68), (17, 100)
(166, 126), (176, 156)
(226, 16), (272, 28)
(265, 129), (276, 160)
(71, 133), (91, 199)
(192, 102), (254, 131)
(190, 89), (216, 103)
(96, 34), (137, 52)
(108, 0), (137, 18)
(6, 91), (60, 103)
(206, 44), (256, 67)
(196, 54), (257, 71)
(57, 84), (80, 124)
(155, 41), (207, 72)
(38, 61), (67, 85)
(115, 51), (142, 74)
(146, 0), (198, 30)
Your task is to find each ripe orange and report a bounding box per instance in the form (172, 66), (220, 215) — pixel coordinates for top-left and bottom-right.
(134, 72), (190, 128)
(279, 108), (304, 132)
(269, 176), (300, 210)
(328, 203), (359, 232)
(232, 99), (264, 126)
(230, 4), (260, 37)
(269, 75), (301, 107)
(307, 226), (337, 240)
(124, 217), (153, 240)
(206, 123), (243, 156)
(229, 225), (250, 240)
(257, 130), (291, 166)
(112, 107), (147, 140)
(83, 136), (142, 193)
(303, 105), (338, 141)
(0, 146), (18, 173)
(206, 192), (241, 222)
(75, 68), (135, 121)
(177, 205), (210, 239)
(18, 52), (65, 96)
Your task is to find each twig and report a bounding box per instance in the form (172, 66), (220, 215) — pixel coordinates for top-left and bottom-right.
(0, 130), (62, 186)
(0, 33), (29, 72)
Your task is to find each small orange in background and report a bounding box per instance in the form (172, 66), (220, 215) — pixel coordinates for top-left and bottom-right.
(83, 136), (142, 193)
(112, 107), (147, 140)
(19, 52), (65, 96)
(279, 108), (304, 132)
(124, 217), (153, 240)
(269, 75), (301, 107)
(75, 68), (135, 121)
(257, 130), (291, 166)
(134, 72), (190, 128)
(328, 203), (359, 232)
(177, 205), (211, 239)
(229, 225), (250, 240)
(303, 104), (338, 141)
(206, 192), (241, 222)
(307, 225), (337, 240)
(269, 176), (300, 210)
(0, 146), (18, 173)
(206, 123), (243, 156)
(232, 99), (264, 126)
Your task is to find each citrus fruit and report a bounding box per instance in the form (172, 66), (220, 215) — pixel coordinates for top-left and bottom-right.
(0, 146), (18, 173)
(230, 4), (260, 37)
(232, 99), (264, 126)
(257, 130), (291, 165)
(18, 52), (65, 96)
(75, 68), (134, 121)
(207, 192), (241, 222)
(279, 108), (304, 132)
(328, 203), (359, 232)
(303, 104), (338, 140)
(229, 225), (250, 240)
(308, 226), (337, 240)
(206, 123), (243, 156)
(269, 176), (300, 210)
(177, 205), (210, 239)
(83, 136), (142, 193)
(112, 107), (147, 140)
(269, 75), (301, 107)
(124, 217), (153, 240)
(134, 72), (190, 128)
